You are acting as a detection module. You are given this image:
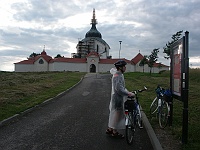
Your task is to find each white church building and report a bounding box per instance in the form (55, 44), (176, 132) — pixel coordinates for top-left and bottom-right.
(14, 9), (169, 73)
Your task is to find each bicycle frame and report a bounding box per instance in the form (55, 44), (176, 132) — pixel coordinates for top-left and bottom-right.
(125, 105), (138, 126)
(150, 86), (170, 129)
(125, 110), (136, 125)
(124, 86), (147, 145)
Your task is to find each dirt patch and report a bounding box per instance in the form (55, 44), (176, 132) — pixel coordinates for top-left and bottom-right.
(154, 127), (182, 150)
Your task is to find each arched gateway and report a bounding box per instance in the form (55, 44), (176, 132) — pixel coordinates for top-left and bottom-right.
(90, 64), (96, 73)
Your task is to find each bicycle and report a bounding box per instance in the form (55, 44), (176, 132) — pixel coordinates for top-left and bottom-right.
(150, 85), (171, 129)
(124, 86), (147, 145)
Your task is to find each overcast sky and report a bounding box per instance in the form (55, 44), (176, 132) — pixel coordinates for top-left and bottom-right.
(0, 0), (200, 71)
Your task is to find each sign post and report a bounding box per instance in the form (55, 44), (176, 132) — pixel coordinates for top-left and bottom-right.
(170, 31), (189, 144)
(182, 31), (189, 144)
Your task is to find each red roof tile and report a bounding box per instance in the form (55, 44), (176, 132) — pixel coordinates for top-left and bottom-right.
(99, 58), (131, 64)
(14, 59), (35, 64)
(15, 51), (52, 64)
(131, 53), (144, 64)
(34, 55), (52, 63)
(153, 63), (169, 67)
(86, 52), (100, 57)
(49, 57), (86, 63)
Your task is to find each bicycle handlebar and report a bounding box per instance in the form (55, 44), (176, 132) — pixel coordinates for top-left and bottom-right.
(155, 85), (165, 97)
(128, 86), (147, 98)
(137, 86), (147, 92)
(133, 86), (147, 94)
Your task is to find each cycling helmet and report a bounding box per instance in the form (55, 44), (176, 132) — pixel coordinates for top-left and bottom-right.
(114, 60), (127, 67)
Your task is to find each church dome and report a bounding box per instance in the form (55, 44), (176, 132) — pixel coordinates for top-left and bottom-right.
(85, 24), (102, 38)
(85, 9), (102, 38)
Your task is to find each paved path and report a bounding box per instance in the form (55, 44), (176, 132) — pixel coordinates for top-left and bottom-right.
(0, 73), (154, 150)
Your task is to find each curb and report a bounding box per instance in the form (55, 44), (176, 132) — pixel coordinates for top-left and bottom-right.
(0, 76), (84, 128)
(142, 110), (163, 150)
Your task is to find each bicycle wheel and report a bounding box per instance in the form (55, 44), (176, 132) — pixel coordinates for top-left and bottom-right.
(150, 97), (158, 118)
(125, 112), (135, 145)
(158, 100), (169, 128)
(136, 106), (143, 129)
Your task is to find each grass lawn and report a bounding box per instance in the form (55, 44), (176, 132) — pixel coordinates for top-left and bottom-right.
(124, 69), (200, 150)
(0, 71), (86, 121)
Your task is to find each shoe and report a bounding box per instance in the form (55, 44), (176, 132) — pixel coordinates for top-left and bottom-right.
(106, 128), (113, 135)
(111, 132), (124, 139)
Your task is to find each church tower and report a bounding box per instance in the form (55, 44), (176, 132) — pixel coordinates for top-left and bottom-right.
(75, 9), (110, 58)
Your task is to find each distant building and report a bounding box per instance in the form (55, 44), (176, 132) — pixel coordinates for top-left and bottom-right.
(14, 49), (168, 73)
(131, 53), (169, 73)
(14, 9), (169, 73)
(74, 9), (110, 59)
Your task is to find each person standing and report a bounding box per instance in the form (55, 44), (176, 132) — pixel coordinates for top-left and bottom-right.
(106, 60), (134, 138)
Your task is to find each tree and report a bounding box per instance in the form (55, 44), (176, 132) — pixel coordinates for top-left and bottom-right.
(148, 48), (159, 74)
(139, 55), (148, 73)
(55, 54), (62, 58)
(163, 30), (183, 59)
(29, 52), (40, 58)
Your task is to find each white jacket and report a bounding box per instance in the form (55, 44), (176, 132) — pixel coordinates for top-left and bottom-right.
(108, 68), (129, 129)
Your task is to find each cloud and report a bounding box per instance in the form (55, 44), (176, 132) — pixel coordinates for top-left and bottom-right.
(12, 0), (78, 22)
(0, 0), (200, 71)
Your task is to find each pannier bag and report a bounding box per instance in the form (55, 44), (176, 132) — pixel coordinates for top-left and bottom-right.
(124, 100), (137, 111)
(163, 89), (172, 102)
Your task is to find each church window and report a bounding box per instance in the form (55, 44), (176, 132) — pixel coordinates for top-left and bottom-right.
(97, 45), (99, 53)
(39, 59), (44, 64)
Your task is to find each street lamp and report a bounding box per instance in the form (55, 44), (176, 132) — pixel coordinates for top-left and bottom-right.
(119, 41), (122, 59)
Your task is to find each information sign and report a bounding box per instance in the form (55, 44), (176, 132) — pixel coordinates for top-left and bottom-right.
(171, 38), (184, 99)
(170, 31), (189, 144)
